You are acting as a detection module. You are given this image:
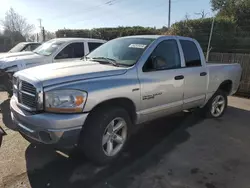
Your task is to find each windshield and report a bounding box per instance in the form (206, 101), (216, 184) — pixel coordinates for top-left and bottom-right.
(33, 40), (63, 56)
(9, 43), (26, 53)
(86, 38), (154, 66)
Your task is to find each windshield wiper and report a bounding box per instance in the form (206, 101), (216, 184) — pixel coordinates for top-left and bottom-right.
(91, 57), (119, 67)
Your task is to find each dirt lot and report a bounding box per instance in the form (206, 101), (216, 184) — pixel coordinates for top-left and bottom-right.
(0, 92), (250, 188)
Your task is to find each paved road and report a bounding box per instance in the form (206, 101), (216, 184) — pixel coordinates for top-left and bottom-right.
(0, 92), (250, 188)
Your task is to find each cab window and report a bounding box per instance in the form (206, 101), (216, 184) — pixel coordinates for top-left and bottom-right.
(88, 42), (103, 52)
(143, 40), (181, 72)
(55, 42), (85, 59)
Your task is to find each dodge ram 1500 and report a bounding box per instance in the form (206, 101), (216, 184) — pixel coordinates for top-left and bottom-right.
(10, 35), (242, 164)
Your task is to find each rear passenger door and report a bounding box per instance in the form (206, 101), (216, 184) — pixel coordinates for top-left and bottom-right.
(180, 40), (207, 109)
(54, 42), (85, 62)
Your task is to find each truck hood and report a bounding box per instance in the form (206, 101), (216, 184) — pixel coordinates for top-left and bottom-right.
(0, 51), (34, 59)
(0, 52), (44, 70)
(16, 60), (128, 87)
(0, 52), (8, 57)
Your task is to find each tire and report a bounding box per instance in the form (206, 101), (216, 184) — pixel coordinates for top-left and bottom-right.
(202, 90), (228, 118)
(78, 106), (132, 165)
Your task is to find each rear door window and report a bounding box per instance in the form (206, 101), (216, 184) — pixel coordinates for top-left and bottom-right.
(180, 40), (201, 67)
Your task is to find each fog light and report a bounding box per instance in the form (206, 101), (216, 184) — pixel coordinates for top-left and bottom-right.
(38, 131), (52, 142)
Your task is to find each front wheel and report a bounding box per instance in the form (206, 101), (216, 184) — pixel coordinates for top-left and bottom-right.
(203, 90), (228, 118)
(78, 106), (132, 165)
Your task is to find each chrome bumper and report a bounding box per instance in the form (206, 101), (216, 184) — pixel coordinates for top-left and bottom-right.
(10, 97), (89, 146)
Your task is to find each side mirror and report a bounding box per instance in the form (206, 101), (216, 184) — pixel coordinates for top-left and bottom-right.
(151, 56), (167, 70)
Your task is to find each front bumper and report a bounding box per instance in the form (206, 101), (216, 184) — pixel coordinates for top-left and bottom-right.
(10, 97), (89, 147)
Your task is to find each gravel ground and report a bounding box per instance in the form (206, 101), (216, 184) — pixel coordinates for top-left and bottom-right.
(0, 92), (250, 188)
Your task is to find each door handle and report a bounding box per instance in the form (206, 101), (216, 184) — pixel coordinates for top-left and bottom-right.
(174, 75), (184, 80)
(200, 72), (207, 76)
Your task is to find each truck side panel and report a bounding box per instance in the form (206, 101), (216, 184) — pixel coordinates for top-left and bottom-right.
(205, 63), (242, 103)
(44, 68), (141, 114)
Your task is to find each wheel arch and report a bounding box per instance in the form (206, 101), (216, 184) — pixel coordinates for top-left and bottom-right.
(86, 97), (137, 124)
(217, 80), (233, 95)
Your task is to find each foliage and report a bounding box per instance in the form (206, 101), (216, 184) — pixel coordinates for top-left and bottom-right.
(45, 31), (56, 41)
(211, 0), (250, 28)
(56, 26), (167, 40)
(0, 35), (11, 52)
(1, 8), (34, 40)
(166, 17), (250, 53)
(0, 30), (26, 52)
(211, 0), (235, 16)
(0, 7), (35, 51)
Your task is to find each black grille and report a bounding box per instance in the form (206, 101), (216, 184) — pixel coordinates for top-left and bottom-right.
(21, 81), (36, 94)
(17, 80), (37, 110)
(21, 93), (37, 108)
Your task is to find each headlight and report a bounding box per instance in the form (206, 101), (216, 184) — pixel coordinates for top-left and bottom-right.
(45, 90), (87, 113)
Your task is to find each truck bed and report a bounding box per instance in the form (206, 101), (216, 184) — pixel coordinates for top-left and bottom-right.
(207, 62), (242, 95)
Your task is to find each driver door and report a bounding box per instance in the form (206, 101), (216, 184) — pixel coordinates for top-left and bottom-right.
(138, 39), (185, 122)
(53, 42), (85, 63)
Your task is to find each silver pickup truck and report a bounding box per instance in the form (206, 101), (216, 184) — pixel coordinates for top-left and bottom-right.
(10, 35), (242, 164)
(0, 38), (105, 95)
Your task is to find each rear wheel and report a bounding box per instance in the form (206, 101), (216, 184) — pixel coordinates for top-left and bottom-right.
(203, 90), (227, 118)
(78, 106), (131, 165)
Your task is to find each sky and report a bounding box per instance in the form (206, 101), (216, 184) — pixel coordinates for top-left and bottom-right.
(0, 0), (212, 33)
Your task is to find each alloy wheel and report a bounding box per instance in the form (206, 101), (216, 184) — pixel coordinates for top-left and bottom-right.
(211, 95), (225, 117)
(102, 117), (127, 157)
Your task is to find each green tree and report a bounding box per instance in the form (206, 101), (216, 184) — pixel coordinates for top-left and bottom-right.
(167, 17), (240, 52)
(56, 26), (162, 40)
(211, 0), (235, 16)
(211, 0), (250, 28)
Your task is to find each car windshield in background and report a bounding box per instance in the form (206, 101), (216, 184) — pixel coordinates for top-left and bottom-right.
(33, 40), (63, 56)
(9, 43), (26, 53)
(86, 38), (154, 66)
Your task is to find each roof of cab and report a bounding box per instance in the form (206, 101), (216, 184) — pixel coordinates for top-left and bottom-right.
(50, 37), (106, 43)
(19, 42), (41, 45)
(121, 35), (163, 39)
(120, 35), (194, 40)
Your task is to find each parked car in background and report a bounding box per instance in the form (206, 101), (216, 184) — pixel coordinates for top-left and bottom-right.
(10, 35), (242, 165)
(0, 38), (106, 94)
(0, 42), (41, 57)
